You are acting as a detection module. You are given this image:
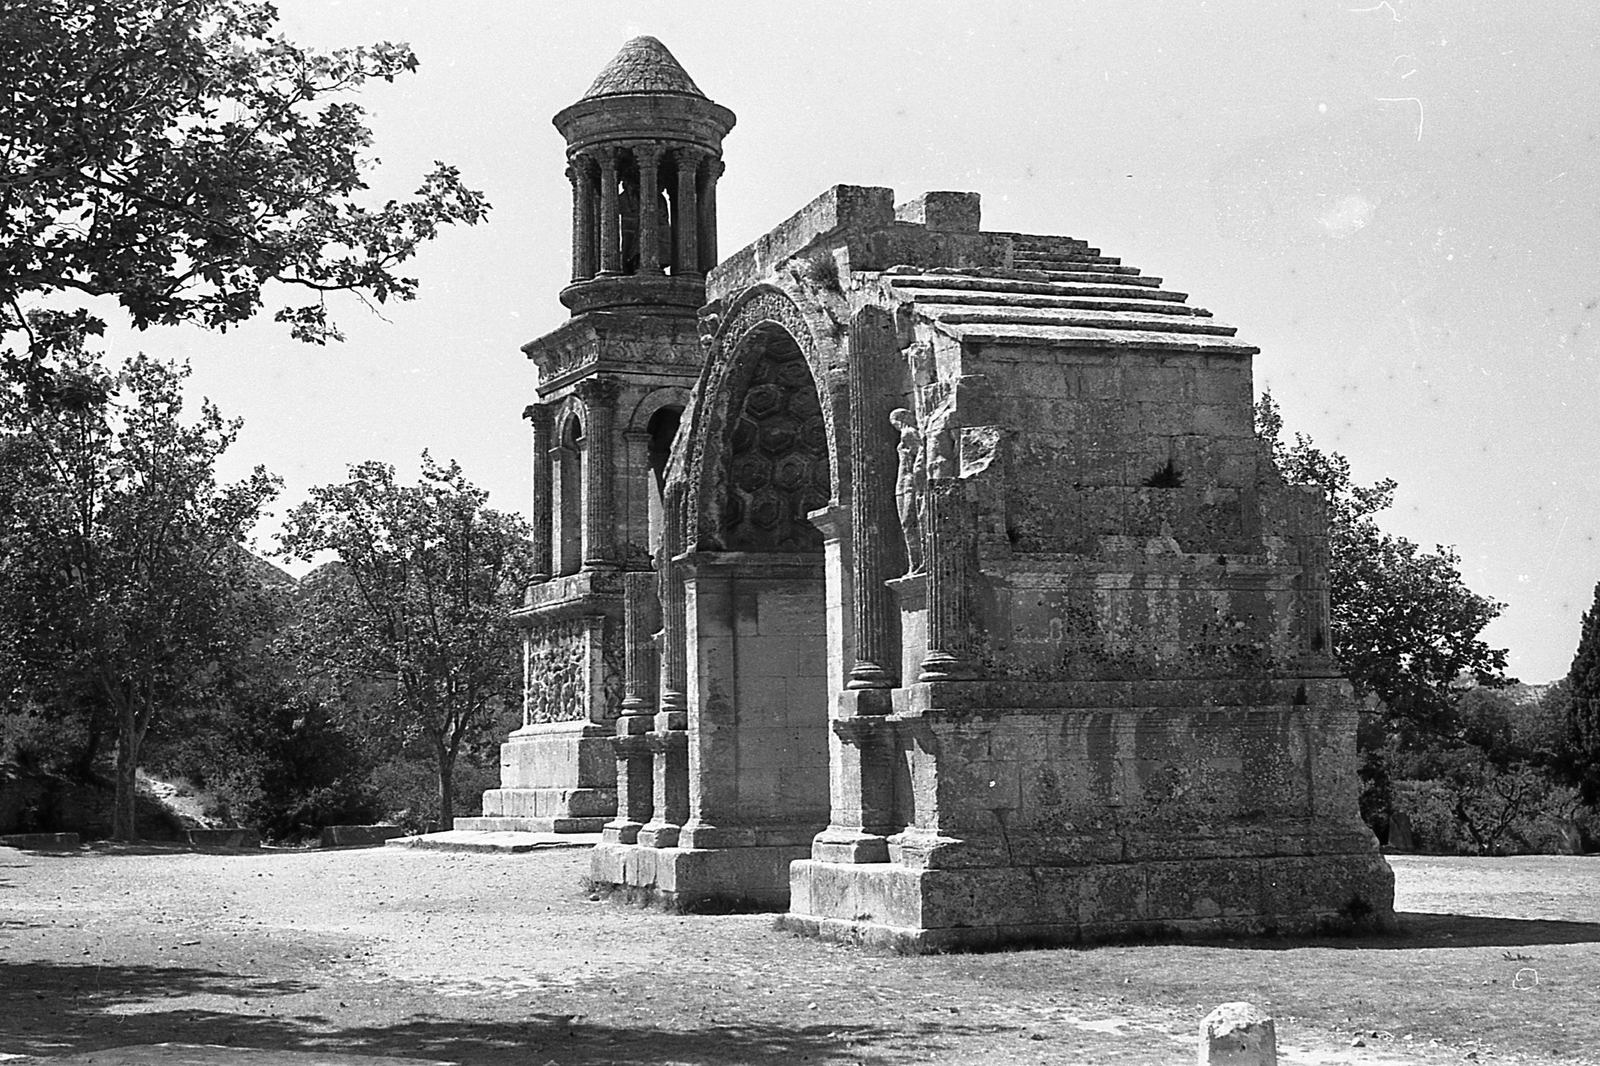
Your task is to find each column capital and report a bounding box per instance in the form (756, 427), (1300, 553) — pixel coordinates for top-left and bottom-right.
(576, 376), (622, 411)
(633, 143), (664, 167)
(523, 402), (554, 428)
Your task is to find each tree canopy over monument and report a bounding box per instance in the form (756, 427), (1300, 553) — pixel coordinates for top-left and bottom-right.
(0, 0), (487, 395)
(1255, 392), (1509, 735)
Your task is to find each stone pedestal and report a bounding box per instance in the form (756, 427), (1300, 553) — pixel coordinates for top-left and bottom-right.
(457, 721), (617, 833)
(782, 678), (1396, 951)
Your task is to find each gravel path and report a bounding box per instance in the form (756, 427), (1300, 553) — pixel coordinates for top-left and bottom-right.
(2, 846), (1597, 1065)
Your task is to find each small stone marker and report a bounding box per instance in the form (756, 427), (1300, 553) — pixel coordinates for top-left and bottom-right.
(1200, 1002), (1277, 1066)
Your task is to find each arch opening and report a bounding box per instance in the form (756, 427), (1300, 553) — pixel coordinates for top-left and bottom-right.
(557, 414), (584, 576)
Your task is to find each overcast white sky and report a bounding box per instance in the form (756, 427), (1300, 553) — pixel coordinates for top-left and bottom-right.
(111, 1), (1598, 682)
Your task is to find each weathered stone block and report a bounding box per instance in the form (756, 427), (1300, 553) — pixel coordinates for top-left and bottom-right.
(1200, 1002), (1277, 1066)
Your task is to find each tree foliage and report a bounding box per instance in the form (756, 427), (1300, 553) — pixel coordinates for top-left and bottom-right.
(1255, 393), (1509, 737)
(278, 456), (532, 827)
(0, 348), (279, 839)
(1563, 582), (1600, 803)
(0, 0), (488, 393)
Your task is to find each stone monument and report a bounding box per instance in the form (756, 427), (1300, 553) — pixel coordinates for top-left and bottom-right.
(494, 37), (1395, 950)
(458, 37), (732, 834)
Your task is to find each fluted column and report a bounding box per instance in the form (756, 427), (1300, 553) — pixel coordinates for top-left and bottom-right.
(699, 158), (723, 274)
(674, 148), (701, 277)
(636, 145), (664, 275)
(597, 149), (620, 276)
(846, 308), (897, 689)
(568, 157), (596, 282)
(525, 403), (553, 582)
(578, 378), (620, 569)
(919, 478), (978, 681)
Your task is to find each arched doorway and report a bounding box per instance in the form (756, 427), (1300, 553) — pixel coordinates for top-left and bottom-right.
(677, 321), (834, 896)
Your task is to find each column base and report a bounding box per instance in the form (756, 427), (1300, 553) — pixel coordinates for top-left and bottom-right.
(590, 840), (809, 912)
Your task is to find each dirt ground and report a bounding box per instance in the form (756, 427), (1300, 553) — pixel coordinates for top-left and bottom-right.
(2, 845), (1598, 1066)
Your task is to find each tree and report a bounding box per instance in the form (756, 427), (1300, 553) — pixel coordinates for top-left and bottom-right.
(278, 456), (533, 827)
(1563, 582), (1600, 803)
(0, 0), (488, 394)
(0, 347), (279, 839)
(1255, 393), (1509, 736)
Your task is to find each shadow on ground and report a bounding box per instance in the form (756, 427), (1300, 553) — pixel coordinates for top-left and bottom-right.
(1202, 911), (1600, 952)
(1, 959), (951, 1065)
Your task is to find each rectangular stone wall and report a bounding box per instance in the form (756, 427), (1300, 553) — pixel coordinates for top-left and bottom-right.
(890, 684), (1368, 862)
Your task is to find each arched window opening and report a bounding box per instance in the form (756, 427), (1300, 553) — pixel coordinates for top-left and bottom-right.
(557, 415), (585, 576)
(645, 405), (683, 558)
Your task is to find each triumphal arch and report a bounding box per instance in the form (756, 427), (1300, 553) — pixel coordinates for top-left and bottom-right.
(467, 36), (1395, 950)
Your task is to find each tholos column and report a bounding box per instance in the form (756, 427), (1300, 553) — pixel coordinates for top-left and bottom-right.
(568, 157), (597, 282)
(698, 158), (723, 273)
(674, 148), (700, 276)
(918, 478), (978, 681)
(526, 403), (553, 582)
(636, 146), (663, 275)
(578, 379), (620, 569)
(597, 149), (620, 275)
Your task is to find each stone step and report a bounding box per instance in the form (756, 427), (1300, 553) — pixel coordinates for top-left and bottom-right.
(1036, 269), (1162, 288)
(386, 829), (602, 854)
(1012, 249), (1124, 266)
(184, 828), (260, 848)
(455, 814), (609, 833)
(918, 306), (1237, 336)
(889, 274), (1188, 303)
(1013, 259), (1143, 276)
(888, 288), (1210, 316)
(0, 831), (79, 849)
(318, 824), (405, 848)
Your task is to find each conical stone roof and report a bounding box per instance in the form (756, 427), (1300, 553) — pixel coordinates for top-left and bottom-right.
(581, 36), (704, 100)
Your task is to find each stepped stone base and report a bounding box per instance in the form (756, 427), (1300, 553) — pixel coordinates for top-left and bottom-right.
(784, 849), (1397, 953)
(591, 841), (810, 911)
(478, 721), (617, 832)
(387, 829), (601, 854)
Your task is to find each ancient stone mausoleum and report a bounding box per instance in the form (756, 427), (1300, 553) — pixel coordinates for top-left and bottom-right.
(473, 36), (1397, 950)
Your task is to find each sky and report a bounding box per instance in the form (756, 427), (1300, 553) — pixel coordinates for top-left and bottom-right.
(107, 1), (1598, 683)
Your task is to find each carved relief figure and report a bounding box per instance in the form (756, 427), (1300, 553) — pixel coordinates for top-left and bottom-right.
(890, 407), (926, 574)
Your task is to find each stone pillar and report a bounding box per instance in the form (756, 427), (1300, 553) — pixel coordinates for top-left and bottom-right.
(699, 158), (723, 273)
(846, 308), (898, 690)
(525, 403), (553, 582)
(657, 559), (689, 716)
(607, 571), (660, 844)
(674, 148), (701, 277)
(578, 378), (619, 570)
(918, 478), (978, 681)
(636, 145), (663, 275)
(597, 149), (620, 276)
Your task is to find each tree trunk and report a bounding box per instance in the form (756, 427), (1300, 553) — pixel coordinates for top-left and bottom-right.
(435, 738), (453, 829)
(111, 707), (139, 842)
